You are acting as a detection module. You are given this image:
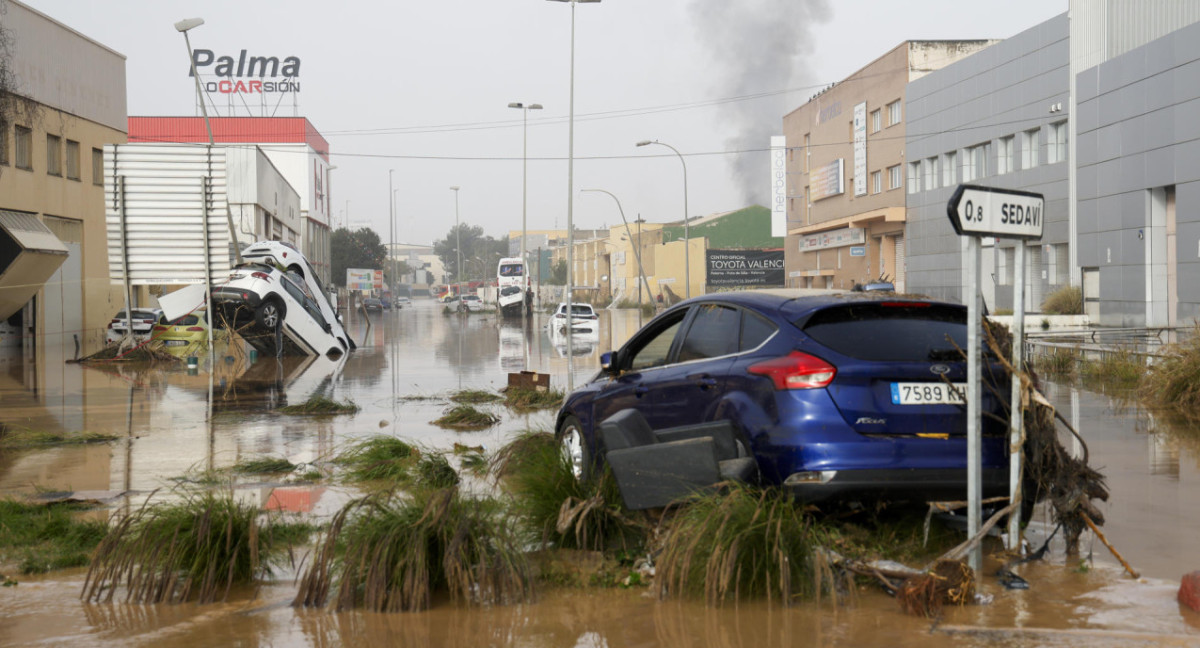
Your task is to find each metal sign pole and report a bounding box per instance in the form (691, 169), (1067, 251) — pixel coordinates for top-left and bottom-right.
(965, 235), (983, 576)
(1007, 242), (1027, 549)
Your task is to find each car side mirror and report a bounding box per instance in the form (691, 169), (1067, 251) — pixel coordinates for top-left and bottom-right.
(600, 351), (617, 374)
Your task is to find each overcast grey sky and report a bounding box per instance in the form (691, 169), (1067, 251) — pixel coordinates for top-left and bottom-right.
(21, 0), (1067, 247)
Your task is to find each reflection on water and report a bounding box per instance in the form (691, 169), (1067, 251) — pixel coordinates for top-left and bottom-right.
(3, 300), (1200, 644)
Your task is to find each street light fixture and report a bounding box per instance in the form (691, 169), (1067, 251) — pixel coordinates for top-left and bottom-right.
(548, 0), (600, 392)
(388, 169), (395, 301)
(450, 186), (461, 299)
(637, 139), (689, 299)
(582, 189), (651, 328)
(508, 101), (543, 304)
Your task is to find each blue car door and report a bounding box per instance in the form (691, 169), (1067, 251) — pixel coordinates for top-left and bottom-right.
(643, 303), (741, 428)
(590, 308), (689, 430)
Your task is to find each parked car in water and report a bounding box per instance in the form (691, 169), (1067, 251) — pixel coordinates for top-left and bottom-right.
(150, 310), (213, 354)
(212, 262), (352, 357)
(549, 303), (599, 333)
(363, 298), (384, 312)
(395, 296), (411, 307)
(459, 294), (486, 312)
(554, 290), (1011, 504)
(105, 308), (162, 345)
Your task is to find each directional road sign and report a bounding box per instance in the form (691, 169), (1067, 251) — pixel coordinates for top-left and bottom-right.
(947, 184), (1045, 240)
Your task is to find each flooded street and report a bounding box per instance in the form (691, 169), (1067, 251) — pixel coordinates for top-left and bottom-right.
(2, 299), (1199, 646)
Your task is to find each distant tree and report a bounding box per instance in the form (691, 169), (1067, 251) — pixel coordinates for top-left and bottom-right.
(433, 223), (509, 285)
(549, 259), (568, 285)
(0, 21), (42, 180)
(330, 227), (387, 287)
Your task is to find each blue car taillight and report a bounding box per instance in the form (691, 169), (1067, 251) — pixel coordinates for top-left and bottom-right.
(747, 351), (837, 390)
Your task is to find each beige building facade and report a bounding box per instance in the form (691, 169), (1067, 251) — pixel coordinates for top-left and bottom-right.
(783, 41), (995, 291)
(1, 1), (128, 358)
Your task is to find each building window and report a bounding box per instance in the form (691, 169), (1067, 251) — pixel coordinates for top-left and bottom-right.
(907, 162), (920, 194)
(886, 100), (901, 126)
(804, 186), (810, 223)
(923, 157), (938, 191)
(943, 150), (957, 186)
(870, 109), (881, 133)
(889, 164), (902, 191)
(871, 170), (882, 194)
(14, 125), (32, 170)
(92, 148), (104, 185)
(65, 140), (81, 180)
(46, 134), (62, 176)
(1020, 128), (1039, 169)
(803, 133), (810, 172)
(1048, 121), (1067, 163)
(965, 142), (990, 181)
(997, 136), (1014, 175)
(0, 126), (8, 166)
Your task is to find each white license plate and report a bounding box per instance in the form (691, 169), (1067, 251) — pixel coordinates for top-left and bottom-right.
(890, 382), (966, 405)
(165, 340), (188, 346)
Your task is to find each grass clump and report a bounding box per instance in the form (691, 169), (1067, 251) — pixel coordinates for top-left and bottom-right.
(293, 487), (532, 612)
(0, 499), (107, 574)
(82, 490), (301, 603)
(656, 485), (837, 606)
(497, 431), (643, 552)
(450, 389), (502, 405)
(0, 428), (118, 449)
(1080, 347), (1144, 387)
(233, 457), (296, 474)
(1034, 348), (1078, 377)
(1041, 285), (1083, 315)
(432, 405), (500, 430)
(414, 453), (460, 489)
(335, 437), (419, 483)
(1140, 325), (1200, 420)
(503, 387), (565, 412)
(278, 395), (359, 416)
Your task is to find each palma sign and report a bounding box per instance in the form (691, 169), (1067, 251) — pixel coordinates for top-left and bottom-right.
(190, 49), (301, 95)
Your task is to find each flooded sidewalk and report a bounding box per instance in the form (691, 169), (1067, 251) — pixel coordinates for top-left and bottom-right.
(1, 300), (1199, 645)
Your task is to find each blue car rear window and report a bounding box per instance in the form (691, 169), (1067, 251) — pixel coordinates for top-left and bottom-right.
(798, 303), (967, 362)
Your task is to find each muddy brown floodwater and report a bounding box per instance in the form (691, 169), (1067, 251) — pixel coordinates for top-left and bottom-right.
(2, 299), (1199, 646)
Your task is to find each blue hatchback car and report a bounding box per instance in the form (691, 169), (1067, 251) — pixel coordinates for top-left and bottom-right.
(555, 290), (1011, 503)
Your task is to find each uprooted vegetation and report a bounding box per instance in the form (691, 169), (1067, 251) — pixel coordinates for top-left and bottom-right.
(277, 395), (359, 416)
(450, 389), (503, 405)
(0, 499), (107, 575)
(1139, 324), (1200, 421)
(82, 490), (313, 604)
(432, 405), (500, 430)
(293, 487), (531, 612)
(333, 436), (460, 490)
(0, 427), (118, 449)
(503, 387), (565, 411)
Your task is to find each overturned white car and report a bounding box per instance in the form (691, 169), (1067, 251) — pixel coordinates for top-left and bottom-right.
(211, 242), (353, 357)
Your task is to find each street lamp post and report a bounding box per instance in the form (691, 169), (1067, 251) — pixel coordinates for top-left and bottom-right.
(508, 101), (543, 308)
(388, 169), (395, 302)
(582, 189), (651, 328)
(549, 0), (600, 392)
(450, 186), (461, 298)
(636, 140), (689, 299)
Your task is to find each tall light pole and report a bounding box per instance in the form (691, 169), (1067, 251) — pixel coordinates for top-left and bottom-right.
(508, 102), (543, 281)
(582, 189), (651, 328)
(450, 186), (461, 298)
(388, 170), (395, 301)
(549, 0), (600, 392)
(637, 139), (689, 299)
(393, 188), (400, 294)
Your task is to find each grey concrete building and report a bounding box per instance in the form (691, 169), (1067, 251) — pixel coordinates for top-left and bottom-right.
(905, 15), (1071, 309)
(1075, 18), (1200, 327)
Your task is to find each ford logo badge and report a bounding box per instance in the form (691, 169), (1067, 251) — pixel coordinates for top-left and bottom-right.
(930, 363), (951, 375)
